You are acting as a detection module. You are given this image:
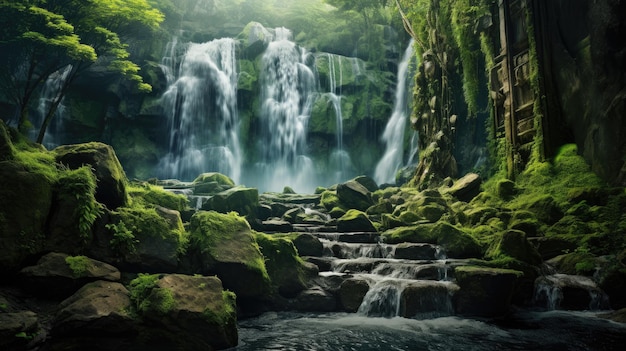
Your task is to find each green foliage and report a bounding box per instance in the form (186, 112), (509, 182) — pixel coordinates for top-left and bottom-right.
(57, 165), (103, 241)
(65, 255), (91, 277)
(106, 220), (138, 254)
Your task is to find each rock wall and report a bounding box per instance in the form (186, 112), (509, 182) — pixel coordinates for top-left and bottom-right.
(537, 0), (626, 185)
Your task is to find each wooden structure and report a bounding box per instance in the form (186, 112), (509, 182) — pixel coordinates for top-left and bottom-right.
(490, 0), (539, 178)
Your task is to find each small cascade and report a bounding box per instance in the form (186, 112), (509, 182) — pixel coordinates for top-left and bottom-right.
(158, 38), (242, 183)
(255, 27), (317, 192)
(357, 278), (405, 317)
(374, 40), (415, 185)
(326, 54), (347, 183)
(534, 274), (610, 310)
(34, 65), (73, 148)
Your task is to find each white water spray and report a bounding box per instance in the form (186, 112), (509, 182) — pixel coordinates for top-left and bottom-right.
(374, 40), (415, 185)
(255, 27), (317, 192)
(158, 38), (242, 183)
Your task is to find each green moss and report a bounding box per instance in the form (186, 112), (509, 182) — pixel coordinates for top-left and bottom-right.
(65, 255), (92, 278)
(128, 183), (188, 211)
(204, 290), (237, 325)
(189, 211), (269, 281)
(129, 274), (175, 315)
(320, 190), (341, 211)
(13, 138), (58, 182)
(382, 224), (435, 244)
(57, 166), (102, 241)
(193, 172), (235, 187)
(254, 232), (310, 296)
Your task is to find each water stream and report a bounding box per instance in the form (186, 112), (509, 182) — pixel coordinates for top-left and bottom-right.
(158, 38), (243, 183)
(374, 40), (416, 185)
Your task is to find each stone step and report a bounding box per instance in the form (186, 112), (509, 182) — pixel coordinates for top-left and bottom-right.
(313, 232), (380, 244)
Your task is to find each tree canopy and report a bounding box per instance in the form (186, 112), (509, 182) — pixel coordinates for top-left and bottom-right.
(0, 0), (163, 138)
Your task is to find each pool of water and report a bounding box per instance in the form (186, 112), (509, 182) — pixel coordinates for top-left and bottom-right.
(231, 310), (626, 351)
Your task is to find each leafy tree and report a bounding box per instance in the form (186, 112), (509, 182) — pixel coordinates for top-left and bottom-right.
(0, 0), (163, 143)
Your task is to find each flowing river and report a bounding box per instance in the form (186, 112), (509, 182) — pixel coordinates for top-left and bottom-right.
(232, 310), (626, 351)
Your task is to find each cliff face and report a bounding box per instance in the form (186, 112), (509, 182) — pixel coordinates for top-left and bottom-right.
(537, 0), (626, 185)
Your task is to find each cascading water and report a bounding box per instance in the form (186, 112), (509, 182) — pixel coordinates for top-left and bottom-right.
(34, 65), (73, 149)
(322, 53), (353, 184)
(254, 27), (317, 192)
(158, 38), (242, 183)
(374, 40), (415, 185)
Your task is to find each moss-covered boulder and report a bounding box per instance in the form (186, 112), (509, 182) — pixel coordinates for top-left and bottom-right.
(187, 211), (270, 299)
(431, 222), (483, 259)
(454, 266), (523, 317)
(128, 274), (238, 350)
(193, 172), (235, 194)
(382, 222), (482, 258)
(202, 186), (259, 217)
(254, 233), (318, 298)
(337, 209), (377, 233)
(54, 142), (128, 209)
(98, 206), (184, 272)
(53, 281), (133, 337)
(487, 230), (542, 265)
(18, 252), (120, 299)
(522, 194), (563, 224)
(0, 160), (53, 274)
(447, 173), (482, 202)
(336, 180), (374, 211)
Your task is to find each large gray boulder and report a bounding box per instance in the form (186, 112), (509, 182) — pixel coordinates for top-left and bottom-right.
(19, 252), (120, 299)
(336, 180), (374, 211)
(53, 281), (134, 336)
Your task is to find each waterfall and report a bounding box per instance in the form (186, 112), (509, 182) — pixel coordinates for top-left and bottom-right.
(34, 65), (72, 148)
(323, 53), (353, 184)
(374, 40), (415, 185)
(254, 27), (317, 192)
(158, 38), (242, 183)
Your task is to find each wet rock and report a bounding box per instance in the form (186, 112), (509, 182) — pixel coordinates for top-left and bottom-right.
(337, 209), (377, 233)
(292, 233), (324, 257)
(447, 173), (481, 202)
(339, 278), (370, 312)
(54, 142), (128, 209)
(53, 281), (134, 336)
(454, 266), (523, 317)
(202, 186), (259, 217)
(290, 287), (337, 312)
(399, 281), (459, 318)
(130, 274), (238, 350)
(19, 252), (120, 299)
(336, 180), (374, 211)
(0, 311), (39, 350)
(535, 274), (610, 310)
(187, 211), (271, 299)
(261, 219), (294, 232)
(282, 207), (305, 224)
(394, 243), (438, 260)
